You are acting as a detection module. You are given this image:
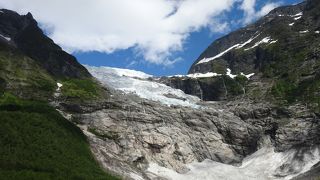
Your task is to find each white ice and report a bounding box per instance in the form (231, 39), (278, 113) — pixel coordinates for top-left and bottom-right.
(148, 144), (320, 180)
(85, 65), (201, 108)
(95, 66), (152, 79)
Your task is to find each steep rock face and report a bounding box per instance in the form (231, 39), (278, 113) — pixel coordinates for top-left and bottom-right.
(0, 9), (91, 78)
(157, 75), (251, 101)
(230, 102), (320, 152)
(58, 94), (260, 179)
(57, 89), (320, 179)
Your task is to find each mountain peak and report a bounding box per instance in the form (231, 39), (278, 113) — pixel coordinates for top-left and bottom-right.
(0, 9), (91, 79)
(188, 0), (318, 75)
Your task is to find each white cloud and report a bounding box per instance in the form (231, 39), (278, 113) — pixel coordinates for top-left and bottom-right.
(240, 0), (281, 24)
(256, 2), (281, 17)
(0, 0), (281, 66)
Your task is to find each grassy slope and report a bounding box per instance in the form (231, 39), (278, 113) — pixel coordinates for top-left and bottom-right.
(0, 44), (56, 100)
(0, 44), (118, 179)
(0, 94), (118, 179)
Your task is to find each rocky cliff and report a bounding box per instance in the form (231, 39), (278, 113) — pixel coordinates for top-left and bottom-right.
(58, 74), (320, 179)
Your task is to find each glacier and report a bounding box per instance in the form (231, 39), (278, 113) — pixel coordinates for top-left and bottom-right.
(85, 65), (201, 108)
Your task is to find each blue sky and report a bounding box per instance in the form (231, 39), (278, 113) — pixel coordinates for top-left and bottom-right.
(74, 0), (302, 76)
(1, 0), (303, 76)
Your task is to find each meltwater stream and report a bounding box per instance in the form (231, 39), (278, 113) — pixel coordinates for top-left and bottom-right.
(148, 140), (320, 180)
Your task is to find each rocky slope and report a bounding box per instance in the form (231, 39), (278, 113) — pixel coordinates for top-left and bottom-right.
(53, 66), (319, 180)
(65, 0), (320, 179)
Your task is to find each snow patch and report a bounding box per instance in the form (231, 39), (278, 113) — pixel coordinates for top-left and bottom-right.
(148, 145), (320, 180)
(85, 65), (201, 108)
(170, 72), (221, 79)
(299, 30), (309, 34)
(226, 68), (237, 79)
(279, 12), (302, 19)
(289, 22), (295, 26)
(244, 37), (277, 51)
(196, 44), (242, 65)
(290, 12), (303, 20)
(54, 82), (63, 98)
(57, 83), (63, 91)
(0, 34), (11, 41)
(196, 35), (258, 65)
(315, 31), (320, 34)
(294, 16), (302, 20)
(171, 69), (254, 80)
(240, 72), (255, 79)
(291, 12), (303, 17)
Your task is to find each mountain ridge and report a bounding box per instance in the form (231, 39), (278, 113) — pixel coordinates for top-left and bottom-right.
(0, 9), (91, 79)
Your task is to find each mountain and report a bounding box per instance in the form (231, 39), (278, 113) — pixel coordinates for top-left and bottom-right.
(0, 9), (107, 101)
(0, 9), (117, 179)
(0, 1), (320, 180)
(160, 0), (320, 111)
(0, 9), (90, 79)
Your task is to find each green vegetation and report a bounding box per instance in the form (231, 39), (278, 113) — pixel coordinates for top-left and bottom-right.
(224, 75), (248, 96)
(271, 80), (297, 101)
(212, 60), (227, 74)
(61, 78), (105, 101)
(0, 93), (119, 180)
(261, 32), (320, 112)
(0, 46), (56, 99)
(271, 78), (320, 111)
